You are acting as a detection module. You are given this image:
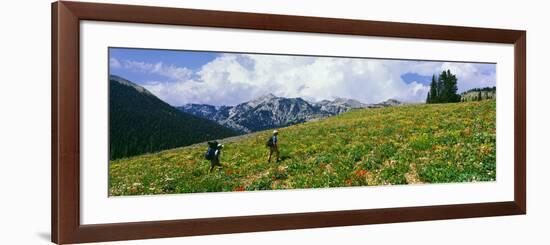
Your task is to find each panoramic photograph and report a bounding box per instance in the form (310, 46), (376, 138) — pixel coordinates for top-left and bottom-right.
(108, 47), (497, 196)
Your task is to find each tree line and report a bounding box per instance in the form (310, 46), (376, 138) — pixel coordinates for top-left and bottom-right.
(460, 86), (496, 102)
(426, 70), (461, 104)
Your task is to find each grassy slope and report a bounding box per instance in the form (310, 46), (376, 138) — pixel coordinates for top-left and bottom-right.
(109, 100), (496, 196)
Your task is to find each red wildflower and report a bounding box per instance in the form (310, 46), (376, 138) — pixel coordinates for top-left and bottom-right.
(354, 169), (368, 177)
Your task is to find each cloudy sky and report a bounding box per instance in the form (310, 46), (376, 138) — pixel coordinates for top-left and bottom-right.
(109, 48), (496, 106)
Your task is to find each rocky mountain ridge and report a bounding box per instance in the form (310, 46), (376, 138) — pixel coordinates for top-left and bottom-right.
(178, 94), (402, 133)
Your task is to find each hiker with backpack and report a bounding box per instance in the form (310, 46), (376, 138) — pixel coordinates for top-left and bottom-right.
(204, 141), (224, 172)
(266, 130), (280, 163)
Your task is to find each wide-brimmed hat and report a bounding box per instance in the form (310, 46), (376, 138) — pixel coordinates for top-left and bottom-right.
(273, 130), (279, 134)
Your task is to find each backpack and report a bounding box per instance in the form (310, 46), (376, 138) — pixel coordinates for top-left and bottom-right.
(205, 141), (219, 160)
(204, 147), (216, 160)
(266, 137), (274, 147)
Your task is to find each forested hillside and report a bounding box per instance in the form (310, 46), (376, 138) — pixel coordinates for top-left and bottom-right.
(109, 75), (238, 160)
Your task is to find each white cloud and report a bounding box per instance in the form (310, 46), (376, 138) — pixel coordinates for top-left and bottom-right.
(116, 60), (193, 81)
(440, 62), (496, 92)
(109, 57), (121, 69)
(117, 54), (495, 106)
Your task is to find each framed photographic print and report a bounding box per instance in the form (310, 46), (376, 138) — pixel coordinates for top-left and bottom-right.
(52, 1), (526, 244)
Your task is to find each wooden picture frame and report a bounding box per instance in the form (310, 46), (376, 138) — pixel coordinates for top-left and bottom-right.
(51, 1), (526, 244)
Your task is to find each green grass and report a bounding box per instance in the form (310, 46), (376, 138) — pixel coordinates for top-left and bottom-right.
(109, 100), (496, 196)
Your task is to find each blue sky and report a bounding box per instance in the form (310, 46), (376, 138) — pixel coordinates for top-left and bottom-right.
(109, 48), (218, 83)
(401, 72), (432, 86)
(109, 47), (496, 106)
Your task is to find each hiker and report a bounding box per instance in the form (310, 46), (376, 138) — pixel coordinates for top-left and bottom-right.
(267, 130), (280, 163)
(204, 141), (224, 172)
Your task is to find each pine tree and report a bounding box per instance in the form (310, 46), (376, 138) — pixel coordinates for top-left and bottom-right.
(426, 91), (431, 103)
(427, 74), (438, 103)
(445, 70), (460, 102)
(438, 71), (448, 102)
(426, 70), (460, 104)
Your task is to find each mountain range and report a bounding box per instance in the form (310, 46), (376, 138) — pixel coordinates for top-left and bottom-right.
(109, 75), (238, 160)
(178, 94), (402, 133)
